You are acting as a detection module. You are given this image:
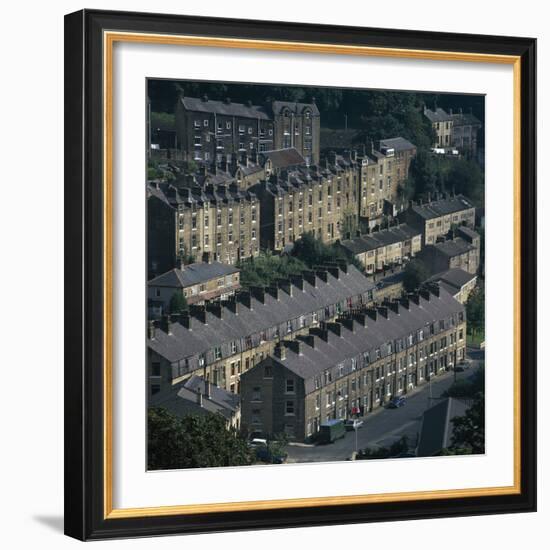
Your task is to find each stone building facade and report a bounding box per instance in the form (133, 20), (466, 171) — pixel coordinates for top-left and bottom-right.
(253, 153), (360, 251)
(338, 223), (422, 274)
(146, 264), (375, 398)
(147, 181), (260, 275)
(418, 235), (480, 276)
(175, 95), (320, 166)
(240, 285), (467, 442)
(398, 194), (476, 246)
(358, 138), (416, 226)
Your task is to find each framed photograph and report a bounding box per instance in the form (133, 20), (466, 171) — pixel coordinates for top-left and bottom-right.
(64, 9), (536, 540)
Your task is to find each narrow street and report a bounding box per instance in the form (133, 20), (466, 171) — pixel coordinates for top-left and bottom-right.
(286, 350), (483, 463)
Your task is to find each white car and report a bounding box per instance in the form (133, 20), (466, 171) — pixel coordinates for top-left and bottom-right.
(344, 419), (364, 431)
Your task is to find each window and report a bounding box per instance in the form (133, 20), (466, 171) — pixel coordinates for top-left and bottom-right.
(194, 119), (201, 128)
(203, 119), (209, 127)
(264, 366), (273, 378)
(151, 384), (161, 395)
(155, 288), (160, 298)
(151, 362), (161, 377)
(214, 347), (222, 360)
(285, 401), (294, 415)
(239, 124), (245, 133)
(286, 379), (295, 393)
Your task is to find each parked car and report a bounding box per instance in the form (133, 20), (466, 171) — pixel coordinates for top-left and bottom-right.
(387, 396), (406, 408)
(344, 419), (364, 431)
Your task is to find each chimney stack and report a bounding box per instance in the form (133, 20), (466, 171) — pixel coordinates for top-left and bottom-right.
(326, 322), (343, 337)
(303, 270), (317, 287)
(204, 379), (212, 398)
(274, 343), (286, 360)
(161, 314), (172, 335)
(289, 340), (303, 355)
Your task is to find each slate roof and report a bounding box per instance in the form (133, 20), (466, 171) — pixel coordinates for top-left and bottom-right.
(408, 195), (475, 220)
(148, 263), (239, 289)
(148, 265), (374, 364)
(416, 398), (469, 456)
(180, 96), (271, 120)
(339, 224), (421, 256)
(150, 375), (239, 420)
(147, 181), (258, 209)
(450, 112), (481, 127)
(378, 137), (416, 152)
(271, 100), (320, 116)
(456, 226), (480, 241)
(432, 238), (475, 258)
(424, 107), (453, 123)
(260, 148), (306, 169)
(245, 287), (464, 394)
(428, 268), (477, 291)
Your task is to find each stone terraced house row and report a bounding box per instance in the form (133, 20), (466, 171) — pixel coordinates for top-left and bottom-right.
(240, 285), (467, 442)
(147, 264), (376, 397)
(337, 223), (422, 274)
(398, 193), (476, 246)
(147, 181), (260, 277)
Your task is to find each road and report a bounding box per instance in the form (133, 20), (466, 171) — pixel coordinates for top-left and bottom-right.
(286, 349), (483, 464)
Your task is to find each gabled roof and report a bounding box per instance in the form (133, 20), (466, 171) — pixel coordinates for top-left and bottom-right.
(378, 137), (416, 152)
(339, 224), (421, 255)
(150, 375), (239, 420)
(271, 100), (319, 116)
(148, 265), (374, 364)
(260, 148), (306, 169)
(428, 268), (477, 291)
(424, 107), (453, 123)
(407, 195), (475, 220)
(243, 287), (465, 394)
(180, 96), (271, 120)
(148, 263), (239, 289)
(416, 398), (470, 456)
(432, 238), (475, 258)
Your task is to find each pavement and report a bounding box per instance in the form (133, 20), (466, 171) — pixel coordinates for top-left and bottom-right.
(286, 349), (484, 464)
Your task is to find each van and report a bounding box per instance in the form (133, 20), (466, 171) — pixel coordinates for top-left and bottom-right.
(317, 419), (346, 444)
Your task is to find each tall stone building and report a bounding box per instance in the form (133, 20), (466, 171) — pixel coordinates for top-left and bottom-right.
(240, 285), (467, 442)
(147, 181), (260, 276)
(175, 95), (320, 166)
(358, 138), (416, 226)
(253, 154), (359, 251)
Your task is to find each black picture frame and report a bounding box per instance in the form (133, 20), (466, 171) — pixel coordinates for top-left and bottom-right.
(64, 9), (537, 541)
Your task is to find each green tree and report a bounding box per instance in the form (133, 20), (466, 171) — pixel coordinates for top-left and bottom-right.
(357, 436), (410, 460)
(237, 251), (307, 290)
(291, 232), (363, 271)
(403, 259), (430, 293)
(148, 408), (253, 470)
(445, 158), (484, 205)
(449, 395), (485, 454)
(169, 291), (188, 313)
(466, 286), (485, 335)
(443, 365), (485, 399)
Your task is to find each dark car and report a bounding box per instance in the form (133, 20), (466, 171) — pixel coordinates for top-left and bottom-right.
(387, 396), (406, 408)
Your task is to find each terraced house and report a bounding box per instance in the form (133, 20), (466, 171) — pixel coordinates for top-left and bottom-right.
(253, 153), (360, 251)
(147, 181), (260, 275)
(338, 223), (422, 274)
(358, 138), (417, 225)
(398, 193), (476, 246)
(175, 95), (320, 166)
(240, 285), (467, 442)
(147, 264), (375, 397)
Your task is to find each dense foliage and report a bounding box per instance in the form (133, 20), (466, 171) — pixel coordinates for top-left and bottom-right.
(402, 259), (430, 293)
(466, 286), (485, 335)
(237, 251), (307, 290)
(357, 436), (411, 460)
(148, 408), (253, 470)
(291, 232), (363, 271)
(449, 395), (485, 454)
(442, 366), (485, 399)
(169, 291), (188, 314)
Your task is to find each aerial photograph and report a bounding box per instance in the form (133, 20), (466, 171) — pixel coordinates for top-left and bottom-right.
(145, 79), (485, 470)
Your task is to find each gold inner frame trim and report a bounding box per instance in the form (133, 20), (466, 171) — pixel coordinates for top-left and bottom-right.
(103, 30), (522, 520)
